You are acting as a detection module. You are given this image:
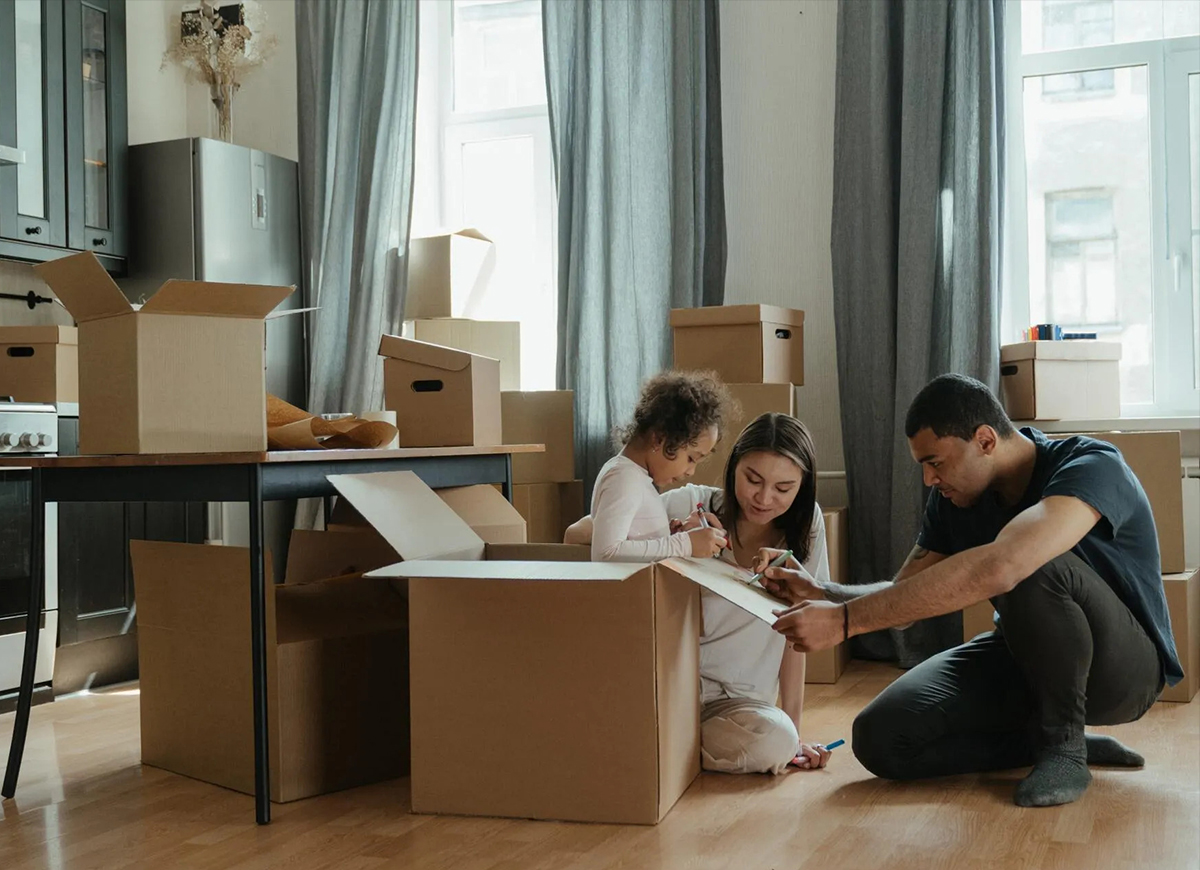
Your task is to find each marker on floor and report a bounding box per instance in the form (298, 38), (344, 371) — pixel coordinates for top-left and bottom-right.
(825, 739), (845, 751)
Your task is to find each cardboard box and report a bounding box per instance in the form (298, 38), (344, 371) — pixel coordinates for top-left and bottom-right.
(502, 390), (575, 483)
(0, 326), (78, 404)
(512, 481), (585, 543)
(35, 251), (292, 454)
(962, 599), (997, 642)
(671, 304), (805, 385)
(1000, 340), (1121, 421)
(408, 318), (521, 392)
(668, 383), (796, 491)
(1051, 431), (1185, 574)
(130, 529), (409, 803)
(437, 484), (528, 544)
(1160, 569), (1199, 704)
(405, 228), (496, 320)
(379, 334), (501, 447)
(334, 471), (799, 824)
(806, 507), (852, 684)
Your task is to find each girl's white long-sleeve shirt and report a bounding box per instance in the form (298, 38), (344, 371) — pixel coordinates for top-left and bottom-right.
(590, 454), (694, 562)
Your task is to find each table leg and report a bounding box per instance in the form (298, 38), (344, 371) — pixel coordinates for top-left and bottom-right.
(248, 465), (271, 824)
(2, 469), (45, 799)
(502, 454), (513, 502)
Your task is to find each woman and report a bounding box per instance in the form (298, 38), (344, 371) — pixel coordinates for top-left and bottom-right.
(566, 412), (834, 774)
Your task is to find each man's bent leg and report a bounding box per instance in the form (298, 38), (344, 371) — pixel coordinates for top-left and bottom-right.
(852, 632), (1035, 780)
(992, 552), (1162, 807)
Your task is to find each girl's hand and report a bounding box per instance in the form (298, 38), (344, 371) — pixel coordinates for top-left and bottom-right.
(688, 527), (728, 557)
(790, 742), (833, 770)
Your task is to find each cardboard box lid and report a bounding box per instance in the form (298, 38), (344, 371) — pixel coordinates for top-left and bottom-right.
(412, 227), (491, 244)
(669, 304), (805, 329)
(370, 559), (645, 582)
(0, 325), (78, 346)
(658, 557), (786, 624)
(378, 334), (493, 372)
(139, 280), (293, 320)
(284, 528), (400, 586)
(436, 484), (527, 543)
(36, 251), (292, 323)
(1000, 340), (1122, 362)
(328, 470), (487, 561)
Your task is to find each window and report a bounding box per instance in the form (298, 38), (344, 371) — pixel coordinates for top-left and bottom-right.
(1005, 0), (1200, 415)
(412, 0), (557, 390)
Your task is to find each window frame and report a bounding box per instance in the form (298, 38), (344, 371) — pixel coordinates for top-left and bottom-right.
(1003, 0), (1200, 417)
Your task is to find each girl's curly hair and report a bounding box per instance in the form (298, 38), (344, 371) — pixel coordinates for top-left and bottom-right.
(615, 370), (737, 457)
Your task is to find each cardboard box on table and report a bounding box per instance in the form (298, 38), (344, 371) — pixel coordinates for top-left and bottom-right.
(501, 390), (576, 484)
(35, 251), (292, 454)
(1160, 568), (1199, 703)
(404, 228), (496, 320)
(671, 304), (805, 385)
(408, 318), (521, 392)
(0, 326), (78, 404)
(511, 480), (585, 543)
(332, 471), (796, 825)
(806, 507), (852, 684)
(1000, 340), (1121, 421)
(129, 528), (408, 803)
(1049, 430), (1185, 574)
(379, 334), (501, 447)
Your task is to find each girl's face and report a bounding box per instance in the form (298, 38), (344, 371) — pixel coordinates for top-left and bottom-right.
(733, 450), (804, 526)
(647, 425), (719, 487)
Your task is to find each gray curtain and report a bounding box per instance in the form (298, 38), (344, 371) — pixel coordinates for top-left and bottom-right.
(830, 0), (1004, 666)
(295, 0), (418, 419)
(544, 0), (726, 496)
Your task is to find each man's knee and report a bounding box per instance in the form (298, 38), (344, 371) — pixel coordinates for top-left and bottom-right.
(701, 705), (798, 775)
(1003, 553), (1083, 608)
(852, 699), (922, 781)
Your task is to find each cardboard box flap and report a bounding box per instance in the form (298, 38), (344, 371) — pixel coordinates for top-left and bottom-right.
(34, 251), (132, 322)
(436, 485), (528, 543)
(274, 574), (408, 644)
(413, 226), (492, 243)
(0, 325), (78, 346)
(139, 280), (294, 319)
(328, 470), (486, 561)
(284, 528), (400, 586)
(1000, 340), (1122, 362)
(669, 304), (805, 329)
(658, 557), (787, 625)
(368, 559), (646, 582)
(378, 334), (482, 372)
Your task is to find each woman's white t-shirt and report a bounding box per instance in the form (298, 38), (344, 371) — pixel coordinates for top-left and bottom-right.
(662, 483), (830, 706)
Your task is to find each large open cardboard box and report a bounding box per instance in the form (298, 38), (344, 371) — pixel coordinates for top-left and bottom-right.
(404, 228), (496, 320)
(408, 318), (521, 392)
(36, 251), (292, 454)
(130, 528), (408, 803)
(671, 304), (805, 385)
(332, 471), (795, 825)
(0, 325), (78, 404)
(379, 335), (502, 447)
(1001, 340), (1121, 421)
(1050, 430), (1185, 574)
(502, 390), (576, 484)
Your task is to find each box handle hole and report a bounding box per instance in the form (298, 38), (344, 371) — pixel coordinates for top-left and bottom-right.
(411, 379), (445, 393)
(1000, 364), (1018, 376)
(775, 329), (791, 340)
(6, 347), (34, 358)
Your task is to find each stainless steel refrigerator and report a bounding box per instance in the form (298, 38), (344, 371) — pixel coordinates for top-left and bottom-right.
(124, 137), (306, 579)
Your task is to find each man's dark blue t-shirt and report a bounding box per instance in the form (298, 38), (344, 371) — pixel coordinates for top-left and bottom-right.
(917, 427), (1182, 687)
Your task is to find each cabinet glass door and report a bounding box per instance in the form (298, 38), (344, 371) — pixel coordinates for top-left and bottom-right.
(80, 2), (106, 234)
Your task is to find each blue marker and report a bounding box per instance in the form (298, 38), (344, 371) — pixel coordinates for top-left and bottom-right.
(825, 738), (845, 751)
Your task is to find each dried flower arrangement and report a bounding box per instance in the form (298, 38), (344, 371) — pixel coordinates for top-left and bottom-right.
(162, 1), (278, 143)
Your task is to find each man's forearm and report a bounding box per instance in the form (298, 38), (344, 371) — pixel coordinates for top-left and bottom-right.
(847, 544), (1009, 637)
(818, 580), (892, 602)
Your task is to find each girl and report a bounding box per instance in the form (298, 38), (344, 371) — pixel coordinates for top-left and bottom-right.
(569, 412), (834, 774)
(589, 371), (733, 562)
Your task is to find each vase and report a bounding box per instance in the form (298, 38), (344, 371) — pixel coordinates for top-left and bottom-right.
(211, 81), (234, 143)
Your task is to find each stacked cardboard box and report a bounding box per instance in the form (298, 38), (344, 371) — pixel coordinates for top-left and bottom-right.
(0, 326), (78, 404)
(501, 390), (584, 542)
(1000, 340), (1122, 421)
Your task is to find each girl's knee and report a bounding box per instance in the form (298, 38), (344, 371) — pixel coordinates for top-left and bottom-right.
(702, 706), (798, 775)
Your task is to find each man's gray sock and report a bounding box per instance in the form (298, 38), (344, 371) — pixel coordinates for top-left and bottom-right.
(1085, 734), (1144, 768)
(1014, 747), (1092, 808)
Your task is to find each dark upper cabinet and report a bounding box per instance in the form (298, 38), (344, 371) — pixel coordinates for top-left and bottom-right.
(0, 0), (125, 271)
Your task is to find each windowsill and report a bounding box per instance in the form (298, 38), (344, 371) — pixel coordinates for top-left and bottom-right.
(1017, 416), (1200, 434)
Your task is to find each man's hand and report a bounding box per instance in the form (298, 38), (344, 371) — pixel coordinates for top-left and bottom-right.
(772, 600), (845, 652)
(752, 548), (824, 604)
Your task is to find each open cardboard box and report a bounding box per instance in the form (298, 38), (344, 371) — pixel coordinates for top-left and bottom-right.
(330, 471), (793, 825)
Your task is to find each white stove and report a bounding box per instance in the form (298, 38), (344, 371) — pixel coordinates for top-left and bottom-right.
(0, 400), (58, 454)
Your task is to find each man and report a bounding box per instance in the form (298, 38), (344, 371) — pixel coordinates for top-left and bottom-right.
(765, 374), (1180, 807)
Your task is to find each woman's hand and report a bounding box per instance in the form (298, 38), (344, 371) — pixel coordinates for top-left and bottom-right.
(688, 527), (728, 557)
(753, 548), (824, 604)
(790, 742), (833, 770)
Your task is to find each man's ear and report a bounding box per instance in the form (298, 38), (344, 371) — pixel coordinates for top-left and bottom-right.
(975, 425), (999, 456)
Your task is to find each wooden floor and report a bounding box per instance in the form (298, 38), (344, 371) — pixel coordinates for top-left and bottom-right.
(1, 661), (1197, 870)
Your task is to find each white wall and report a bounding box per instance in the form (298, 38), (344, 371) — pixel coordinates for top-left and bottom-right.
(127, 0), (298, 161)
(719, 0), (844, 502)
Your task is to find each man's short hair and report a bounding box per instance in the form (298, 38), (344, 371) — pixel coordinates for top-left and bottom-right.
(904, 373), (1016, 441)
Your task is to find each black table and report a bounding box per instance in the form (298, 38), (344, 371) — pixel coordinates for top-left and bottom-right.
(0, 444), (541, 824)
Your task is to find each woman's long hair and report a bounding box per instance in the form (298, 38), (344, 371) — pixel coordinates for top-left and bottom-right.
(717, 413), (818, 564)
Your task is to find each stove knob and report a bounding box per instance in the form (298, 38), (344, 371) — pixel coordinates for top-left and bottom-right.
(0, 432), (14, 448)
(37, 432), (53, 448)
(18, 432), (35, 448)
